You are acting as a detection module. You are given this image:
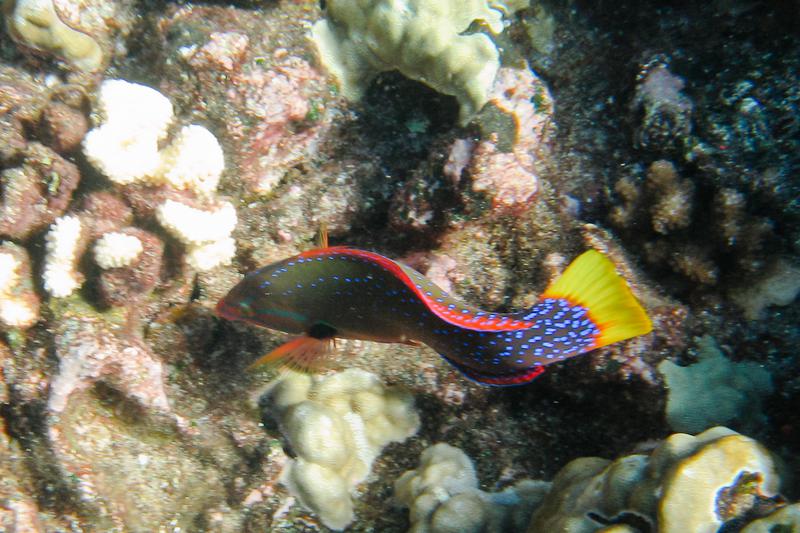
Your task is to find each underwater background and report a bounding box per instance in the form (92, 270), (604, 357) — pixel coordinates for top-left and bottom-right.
(0, 0), (798, 530)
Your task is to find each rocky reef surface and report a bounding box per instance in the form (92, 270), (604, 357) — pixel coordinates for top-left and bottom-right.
(1, 0), (798, 531)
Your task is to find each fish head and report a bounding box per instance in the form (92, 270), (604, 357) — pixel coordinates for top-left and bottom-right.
(215, 262), (308, 334)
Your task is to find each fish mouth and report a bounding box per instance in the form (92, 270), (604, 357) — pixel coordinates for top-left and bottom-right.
(215, 299), (238, 321)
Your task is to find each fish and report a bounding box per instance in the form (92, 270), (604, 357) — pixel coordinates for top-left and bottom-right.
(215, 240), (652, 386)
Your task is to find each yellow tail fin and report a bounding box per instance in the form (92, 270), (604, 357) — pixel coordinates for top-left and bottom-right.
(542, 250), (652, 348)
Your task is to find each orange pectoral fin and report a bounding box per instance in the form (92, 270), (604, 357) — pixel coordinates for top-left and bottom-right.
(248, 336), (334, 373)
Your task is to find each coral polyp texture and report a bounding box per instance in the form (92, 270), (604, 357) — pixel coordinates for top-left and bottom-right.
(42, 214), (83, 297)
(312, 0), (528, 123)
(93, 231), (143, 269)
(264, 369), (420, 530)
(395, 443), (548, 533)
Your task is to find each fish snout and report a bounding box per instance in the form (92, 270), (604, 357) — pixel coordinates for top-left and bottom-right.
(215, 298), (238, 321)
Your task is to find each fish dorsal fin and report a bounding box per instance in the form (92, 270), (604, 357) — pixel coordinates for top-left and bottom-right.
(316, 223), (329, 249)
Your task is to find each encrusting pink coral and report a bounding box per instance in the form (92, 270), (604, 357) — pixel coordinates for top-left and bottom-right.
(465, 67), (554, 215)
(231, 56), (328, 194)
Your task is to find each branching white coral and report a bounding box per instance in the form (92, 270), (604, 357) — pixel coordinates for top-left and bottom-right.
(83, 80), (173, 185)
(156, 199), (237, 244)
(156, 200), (237, 270)
(185, 237), (237, 271)
(83, 80), (226, 197)
(43, 215), (83, 297)
(83, 123), (162, 185)
(93, 232), (144, 269)
(0, 249), (38, 328)
(82, 79), (237, 271)
(158, 125), (225, 196)
(95, 79), (174, 136)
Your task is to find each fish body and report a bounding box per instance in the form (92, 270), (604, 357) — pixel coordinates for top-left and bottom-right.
(216, 246), (652, 386)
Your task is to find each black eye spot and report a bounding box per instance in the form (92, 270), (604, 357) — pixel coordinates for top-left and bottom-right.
(308, 322), (337, 339)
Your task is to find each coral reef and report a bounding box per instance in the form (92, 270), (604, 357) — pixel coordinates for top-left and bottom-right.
(395, 443), (548, 533)
(42, 214), (83, 297)
(610, 159), (775, 288)
(658, 336), (773, 434)
(229, 56), (330, 195)
(3, 0), (139, 73)
(82, 79), (175, 185)
(527, 427), (786, 533)
(465, 66), (554, 215)
(47, 314), (173, 416)
(312, 0), (528, 123)
(263, 369), (420, 530)
(83, 79), (228, 202)
(0, 0), (797, 530)
(730, 258), (800, 320)
(36, 77), (237, 300)
(94, 228), (164, 307)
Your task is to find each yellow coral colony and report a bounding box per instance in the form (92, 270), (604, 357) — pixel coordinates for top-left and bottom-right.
(267, 369), (420, 530)
(311, 0), (529, 124)
(5, 0), (103, 71)
(527, 427), (781, 533)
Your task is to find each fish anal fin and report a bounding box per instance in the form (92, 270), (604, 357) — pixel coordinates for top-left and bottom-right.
(248, 336), (334, 373)
(439, 354), (547, 387)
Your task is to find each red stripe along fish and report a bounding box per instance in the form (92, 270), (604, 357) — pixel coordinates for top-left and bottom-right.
(216, 242), (652, 386)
